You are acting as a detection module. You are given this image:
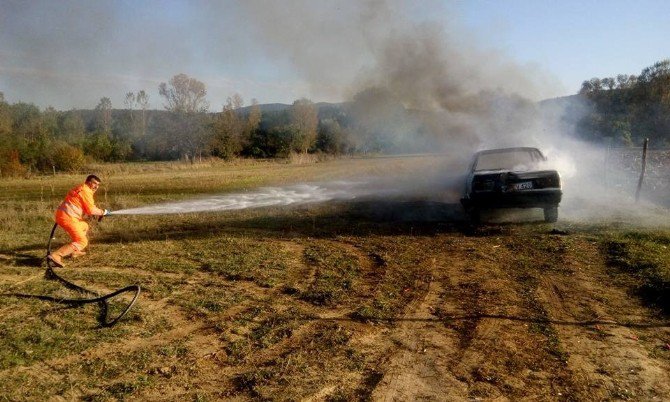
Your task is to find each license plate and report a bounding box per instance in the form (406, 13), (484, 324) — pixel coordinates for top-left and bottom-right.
(512, 181), (533, 190)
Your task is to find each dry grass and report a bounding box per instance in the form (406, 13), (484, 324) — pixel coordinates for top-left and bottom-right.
(1, 155), (669, 400)
(603, 231), (670, 313)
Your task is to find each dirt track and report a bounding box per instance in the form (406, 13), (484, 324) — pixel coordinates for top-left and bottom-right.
(127, 225), (668, 399)
(1, 216), (670, 401)
(368, 229), (670, 400)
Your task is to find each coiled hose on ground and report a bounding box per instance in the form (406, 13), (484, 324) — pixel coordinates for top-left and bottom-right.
(1, 223), (140, 327)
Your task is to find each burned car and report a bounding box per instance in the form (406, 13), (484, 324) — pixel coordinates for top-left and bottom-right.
(460, 147), (562, 222)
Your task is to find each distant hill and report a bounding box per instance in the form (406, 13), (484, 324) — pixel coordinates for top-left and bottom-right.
(73, 96), (582, 118)
(538, 94), (587, 109)
(237, 103), (290, 114)
(237, 102), (348, 115)
(536, 94), (592, 140)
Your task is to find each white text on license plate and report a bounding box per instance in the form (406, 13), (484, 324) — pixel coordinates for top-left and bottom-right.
(513, 181), (533, 190)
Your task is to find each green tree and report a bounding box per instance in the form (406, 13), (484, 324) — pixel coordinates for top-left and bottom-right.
(211, 94), (244, 159)
(11, 102), (43, 142)
(633, 60), (670, 146)
(265, 125), (301, 157)
(317, 118), (351, 154)
(158, 73), (209, 114)
(577, 59), (670, 147)
(124, 92), (135, 113)
(0, 92), (13, 141)
(95, 97), (113, 134)
(158, 74), (210, 162)
(246, 99), (261, 142)
(9, 102), (49, 170)
(123, 92), (137, 137)
(136, 90), (150, 138)
(59, 111), (85, 143)
(83, 132), (114, 161)
(290, 98), (318, 153)
(42, 106), (59, 138)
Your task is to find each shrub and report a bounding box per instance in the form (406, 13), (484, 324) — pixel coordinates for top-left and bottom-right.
(0, 149), (26, 177)
(83, 132), (114, 161)
(51, 142), (85, 172)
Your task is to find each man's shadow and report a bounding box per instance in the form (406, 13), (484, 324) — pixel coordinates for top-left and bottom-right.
(0, 252), (43, 269)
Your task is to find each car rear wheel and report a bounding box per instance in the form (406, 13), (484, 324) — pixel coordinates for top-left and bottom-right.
(467, 207), (481, 224)
(544, 206), (558, 223)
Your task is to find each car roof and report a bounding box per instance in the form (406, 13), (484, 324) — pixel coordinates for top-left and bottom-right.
(474, 147), (543, 156)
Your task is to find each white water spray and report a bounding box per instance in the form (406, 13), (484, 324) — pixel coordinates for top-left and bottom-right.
(112, 180), (399, 215)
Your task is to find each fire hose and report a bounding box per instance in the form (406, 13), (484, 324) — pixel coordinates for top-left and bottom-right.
(1, 220), (141, 327)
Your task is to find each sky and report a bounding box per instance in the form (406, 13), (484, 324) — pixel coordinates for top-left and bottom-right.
(1, 0), (669, 111)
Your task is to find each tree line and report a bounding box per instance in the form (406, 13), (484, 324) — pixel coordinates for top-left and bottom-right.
(577, 59), (670, 148)
(0, 73), (359, 176)
(1, 73), (442, 176)
(4, 60), (670, 176)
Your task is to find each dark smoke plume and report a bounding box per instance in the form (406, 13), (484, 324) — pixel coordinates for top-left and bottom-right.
(239, 0), (560, 157)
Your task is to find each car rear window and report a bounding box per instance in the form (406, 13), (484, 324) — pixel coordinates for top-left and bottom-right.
(474, 149), (543, 171)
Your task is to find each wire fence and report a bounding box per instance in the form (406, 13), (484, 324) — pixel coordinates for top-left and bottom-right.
(604, 147), (670, 206)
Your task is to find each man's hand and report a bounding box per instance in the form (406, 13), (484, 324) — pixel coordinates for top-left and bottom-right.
(98, 209), (112, 222)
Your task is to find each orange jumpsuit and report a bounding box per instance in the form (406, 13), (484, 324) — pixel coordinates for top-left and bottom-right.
(55, 183), (104, 251)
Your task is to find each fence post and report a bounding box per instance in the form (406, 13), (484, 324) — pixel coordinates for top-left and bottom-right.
(635, 138), (649, 203)
(604, 137), (612, 186)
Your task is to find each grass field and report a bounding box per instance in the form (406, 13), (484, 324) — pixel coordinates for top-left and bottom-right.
(1, 155), (669, 401)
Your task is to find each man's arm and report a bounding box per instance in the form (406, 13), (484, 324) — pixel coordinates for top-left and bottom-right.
(80, 187), (105, 216)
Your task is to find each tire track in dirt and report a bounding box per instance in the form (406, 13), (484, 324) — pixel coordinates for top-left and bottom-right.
(81, 265), (187, 280)
(291, 238), (388, 310)
(370, 251), (469, 401)
(206, 238), (392, 400)
(0, 264), (265, 400)
(182, 239), (329, 381)
(329, 238), (388, 294)
(434, 236), (546, 400)
(0, 274), (205, 393)
(370, 233), (583, 400)
(454, 231), (584, 400)
(243, 239), (371, 328)
(0, 304), (216, 401)
(118, 277), (287, 400)
(0, 299), (204, 376)
(276, 240), (314, 294)
(536, 236), (670, 400)
(135, 235), (445, 400)
(0, 238), (390, 400)
(0, 272), (43, 285)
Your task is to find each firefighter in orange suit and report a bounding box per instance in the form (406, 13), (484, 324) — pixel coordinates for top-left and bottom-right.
(47, 175), (110, 267)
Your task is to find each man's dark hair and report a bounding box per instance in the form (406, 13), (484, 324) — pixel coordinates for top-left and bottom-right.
(86, 174), (101, 183)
